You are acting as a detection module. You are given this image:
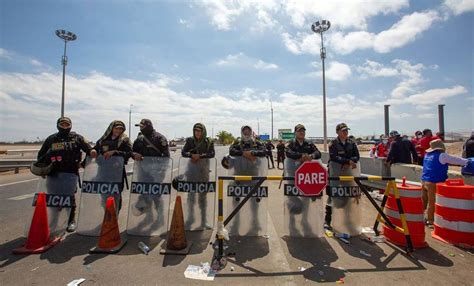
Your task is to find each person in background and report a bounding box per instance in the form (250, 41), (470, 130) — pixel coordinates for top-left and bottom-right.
(411, 131), (423, 165)
(462, 131), (474, 158)
(386, 130), (418, 165)
(421, 139), (469, 227)
(276, 140), (286, 169)
(369, 135), (389, 158)
(419, 129), (439, 165)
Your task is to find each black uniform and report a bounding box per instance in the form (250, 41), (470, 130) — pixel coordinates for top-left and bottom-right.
(276, 142), (285, 168)
(325, 137), (360, 226)
(463, 136), (474, 158)
(229, 139), (267, 157)
(386, 137), (417, 164)
(182, 137), (215, 158)
(285, 139), (322, 160)
(133, 130), (170, 157)
(265, 141), (275, 168)
(38, 132), (91, 174)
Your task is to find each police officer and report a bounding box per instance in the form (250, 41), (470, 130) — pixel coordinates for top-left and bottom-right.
(36, 117), (92, 232)
(276, 140), (286, 169)
(129, 119), (170, 229)
(265, 140), (276, 169)
(285, 124), (322, 236)
(132, 119), (170, 160)
(228, 125), (267, 235)
(325, 123), (360, 230)
(90, 120), (132, 212)
(286, 124), (321, 162)
(180, 123), (215, 229)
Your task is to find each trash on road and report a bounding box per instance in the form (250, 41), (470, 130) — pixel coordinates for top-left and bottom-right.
(359, 250), (372, 257)
(138, 241), (150, 255)
(67, 278), (86, 286)
(184, 263), (216, 281)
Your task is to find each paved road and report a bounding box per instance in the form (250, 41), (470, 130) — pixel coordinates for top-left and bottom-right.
(0, 146), (473, 285)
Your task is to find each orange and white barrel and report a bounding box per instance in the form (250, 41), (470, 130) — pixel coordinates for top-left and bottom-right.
(433, 179), (474, 248)
(383, 178), (427, 248)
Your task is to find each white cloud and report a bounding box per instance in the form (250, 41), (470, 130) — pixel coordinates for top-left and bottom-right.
(417, 113), (436, 119)
(284, 0), (408, 30)
(281, 32), (320, 55)
(216, 52), (278, 70)
(0, 71), (382, 141)
(0, 48), (13, 60)
(388, 85), (467, 105)
(178, 18), (193, 28)
(308, 61), (352, 81)
(356, 60), (399, 78)
(444, 0), (474, 15)
(329, 11), (441, 54)
(198, 0), (279, 31)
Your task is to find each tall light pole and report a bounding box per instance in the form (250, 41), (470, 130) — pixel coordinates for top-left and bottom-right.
(55, 29), (77, 117)
(129, 104), (133, 138)
(311, 20), (331, 151)
(270, 100), (274, 140)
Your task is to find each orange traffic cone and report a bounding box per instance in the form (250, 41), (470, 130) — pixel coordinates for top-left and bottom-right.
(160, 195), (192, 254)
(13, 192), (61, 254)
(90, 196), (126, 253)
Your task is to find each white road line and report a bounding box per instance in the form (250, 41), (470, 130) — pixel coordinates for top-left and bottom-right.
(8, 193), (35, 201)
(0, 178), (39, 188)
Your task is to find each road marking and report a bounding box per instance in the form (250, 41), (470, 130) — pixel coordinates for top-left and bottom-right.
(8, 193), (35, 201)
(0, 178), (39, 188)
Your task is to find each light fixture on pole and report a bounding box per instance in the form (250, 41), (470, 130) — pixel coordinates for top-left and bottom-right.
(311, 20), (331, 151)
(55, 29), (77, 117)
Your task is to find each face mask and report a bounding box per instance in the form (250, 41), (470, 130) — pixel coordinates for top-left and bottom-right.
(57, 126), (71, 137)
(416, 135), (422, 139)
(141, 125), (153, 136)
(382, 140), (388, 144)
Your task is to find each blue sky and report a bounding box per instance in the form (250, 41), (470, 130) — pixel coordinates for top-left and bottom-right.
(1, 0), (473, 142)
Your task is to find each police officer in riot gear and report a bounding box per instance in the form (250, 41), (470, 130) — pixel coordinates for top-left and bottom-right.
(228, 125), (267, 234)
(180, 123), (215, 229)
(128, 119), (170, 231)
(90, 120), (132, 212)
(276, 140), (286, 169)
(132, 119), (170, 160)
(286, 124), (321, 162)
(37, 117), (92, 232)
(285, 124), (322, 236)
(325, 123), (360, 230)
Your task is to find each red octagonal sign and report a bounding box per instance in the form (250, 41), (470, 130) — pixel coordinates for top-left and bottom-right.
(295, 161), (328, 196)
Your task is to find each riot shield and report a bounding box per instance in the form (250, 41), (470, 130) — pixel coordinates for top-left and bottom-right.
(77, 156), (124, 236)
(176, 157), (216, 231)
(225, 156), (268, 236)
(126, 157), (172, 236)
(283, 158), (324, 238)
(24, 172), (77, 238)
(328, 161), (362, 236)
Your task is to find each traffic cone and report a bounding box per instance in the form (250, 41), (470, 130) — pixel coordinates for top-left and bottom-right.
(90, 196), (126, 254)
(13, 192), (61, 254)
(160, 195), (192, 254)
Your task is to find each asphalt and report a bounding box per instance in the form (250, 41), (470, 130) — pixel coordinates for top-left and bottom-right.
(0, 146), (473, 286)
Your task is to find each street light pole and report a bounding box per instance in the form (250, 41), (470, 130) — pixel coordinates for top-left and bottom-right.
(129, 104), (133, 138)
(311, 20), (331, 151)
(55, 30), (77, 118)
(271, 100), (274, 140)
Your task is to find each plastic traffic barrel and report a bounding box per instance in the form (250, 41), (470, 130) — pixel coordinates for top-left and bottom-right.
(432, 179), (474, 248)
(383, 177), (427, 248)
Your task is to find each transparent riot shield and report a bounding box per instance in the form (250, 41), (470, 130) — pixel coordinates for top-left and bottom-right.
(77, 156), (124, 236)
(175, 157), (216, 231)
(283, 158), (324, 238)
(328, 161), (362, 236)
(126, 157), (172, 236)
(225, 156), (268, 236)
(24, 173), (77, 238)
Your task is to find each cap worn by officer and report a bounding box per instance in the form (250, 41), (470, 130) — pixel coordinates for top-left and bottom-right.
(135, 119), (153, 128)
(294, 124), (306, 132)
(113, 121), (126, 130)
(336, 123), (350, 132)
(57, 117), (72, 126)
(389, 130), (400, 137)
